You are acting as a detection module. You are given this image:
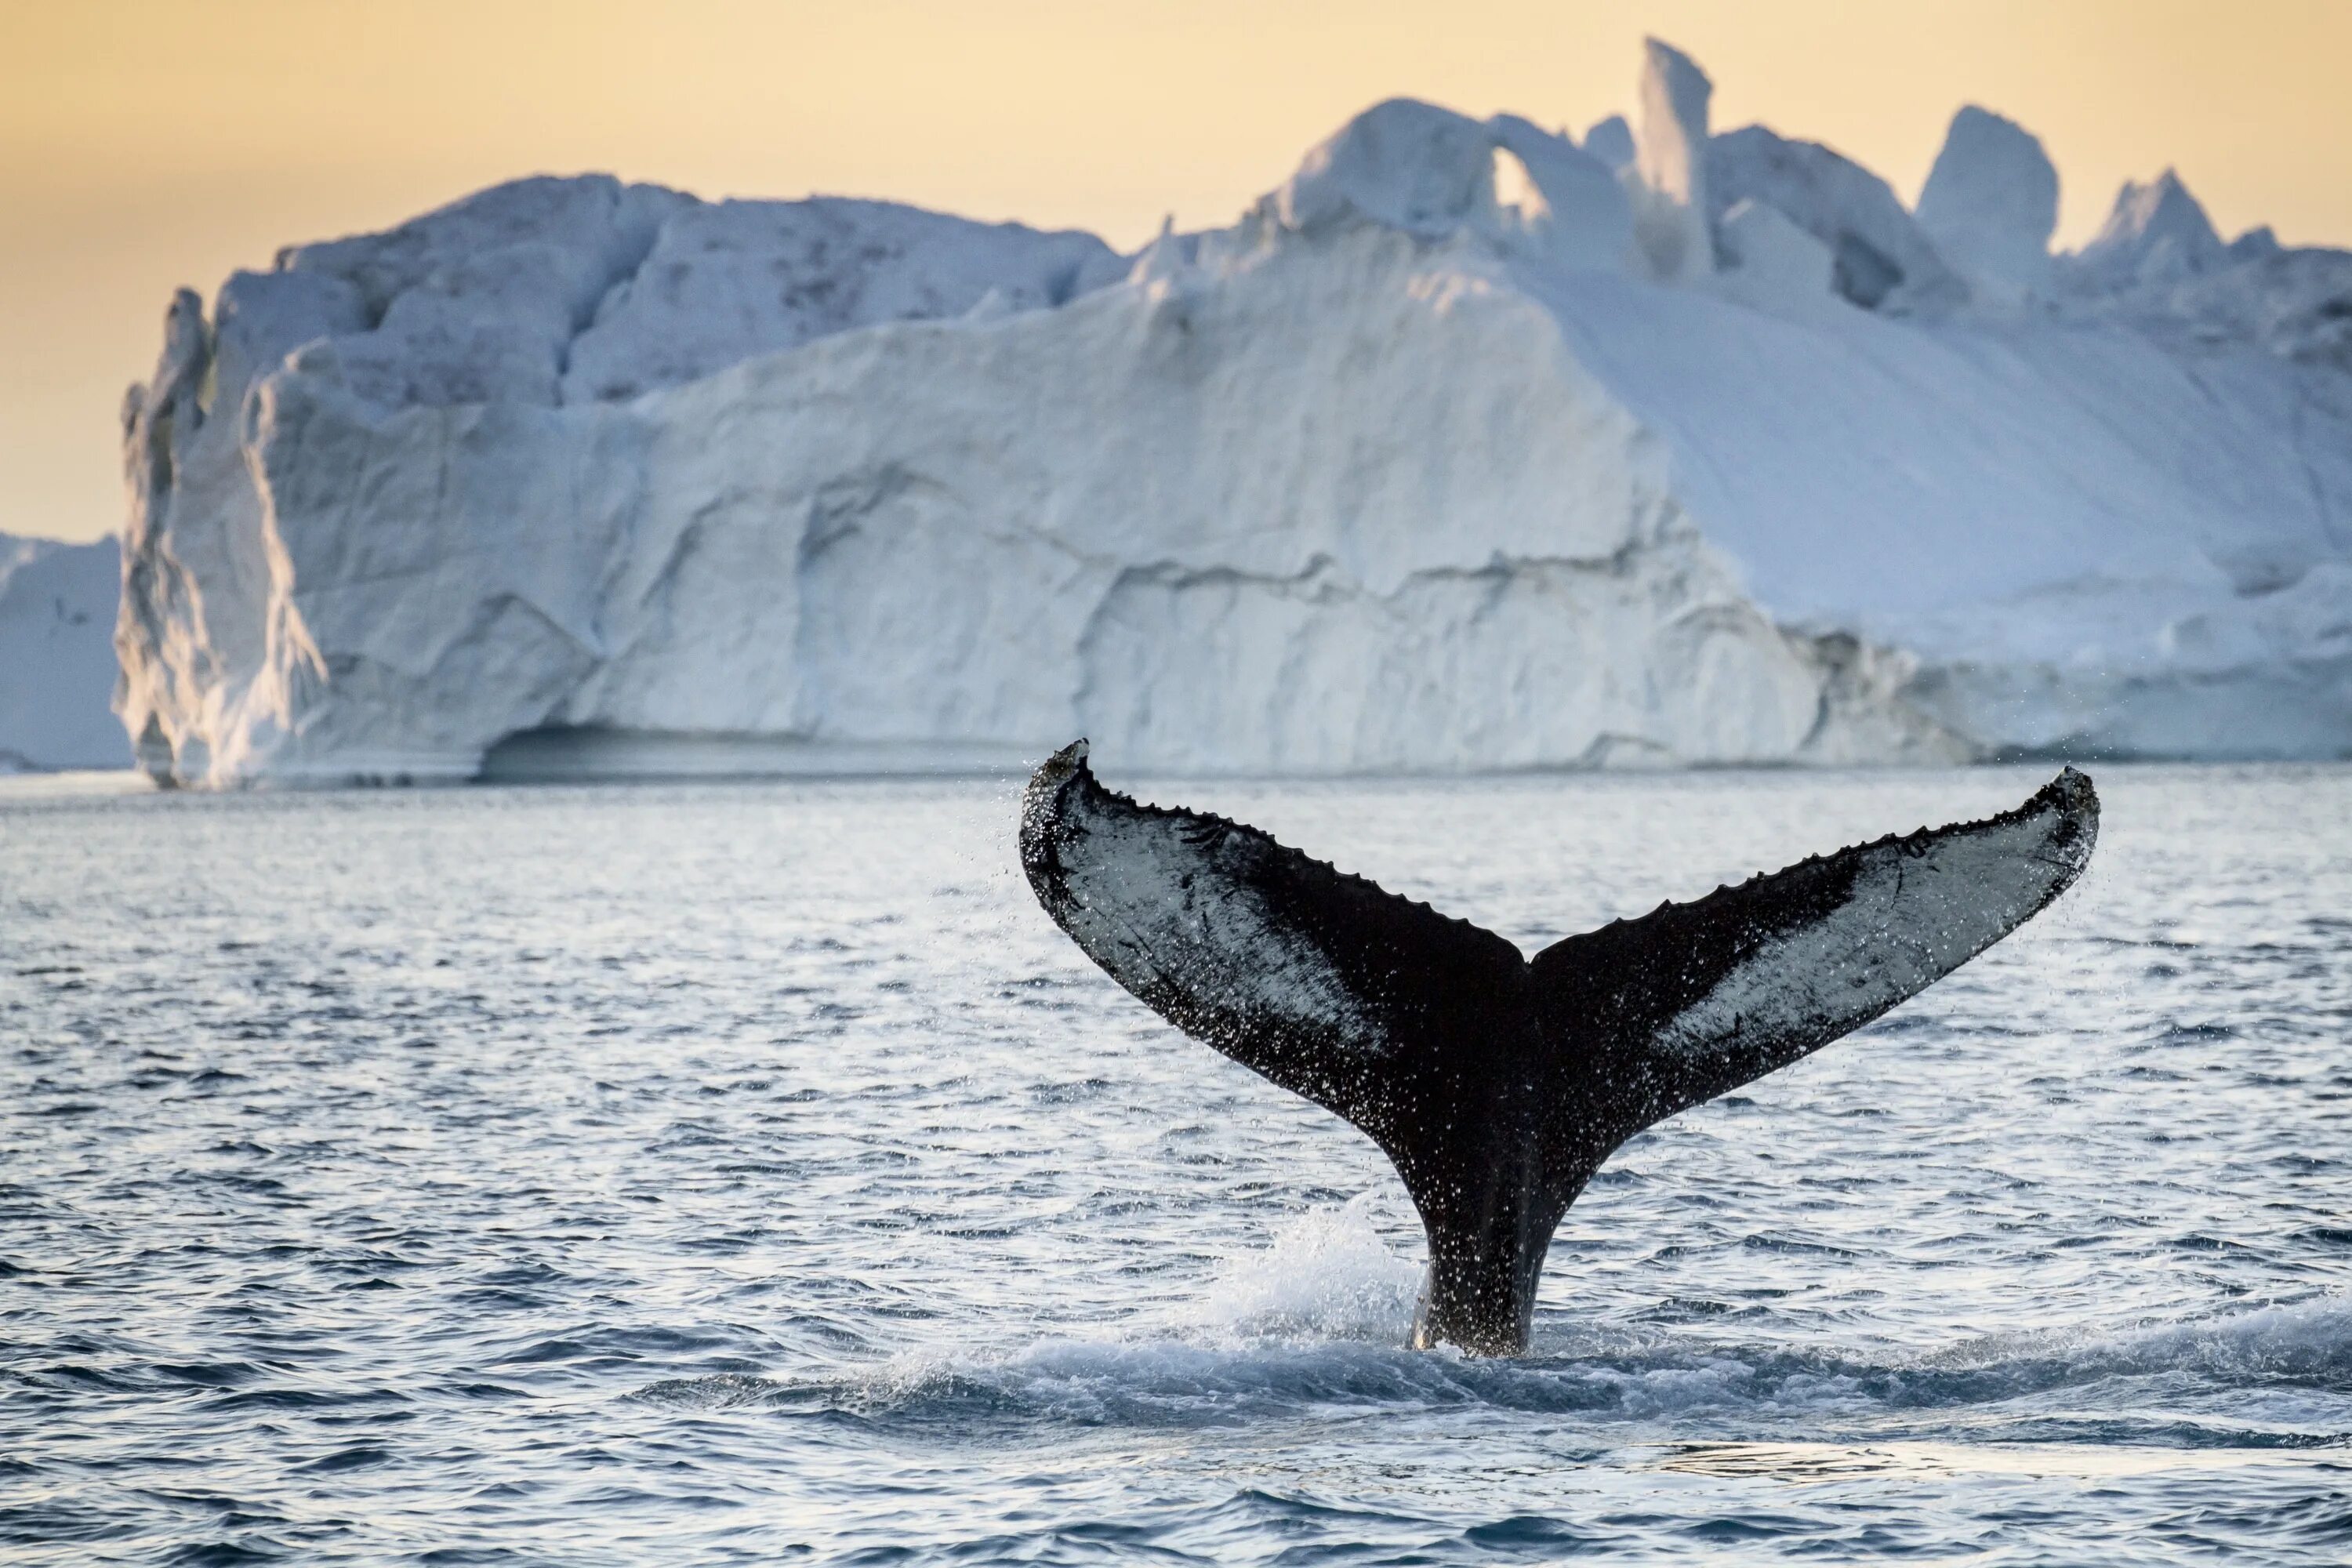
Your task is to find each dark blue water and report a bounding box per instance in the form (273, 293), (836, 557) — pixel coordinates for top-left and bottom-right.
(5, 764), (2350, 1563)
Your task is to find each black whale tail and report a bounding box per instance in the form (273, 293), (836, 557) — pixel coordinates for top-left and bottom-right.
(1019, 742), (2099, 1356)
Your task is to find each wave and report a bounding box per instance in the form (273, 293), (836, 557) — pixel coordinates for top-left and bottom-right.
(635, 1200), (2352, 1439)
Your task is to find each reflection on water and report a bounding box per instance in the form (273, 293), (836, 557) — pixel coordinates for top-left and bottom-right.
(2, 763), (2349, 1563)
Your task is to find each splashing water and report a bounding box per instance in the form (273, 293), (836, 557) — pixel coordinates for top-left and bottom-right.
(1185, 1192), (1426, 1345)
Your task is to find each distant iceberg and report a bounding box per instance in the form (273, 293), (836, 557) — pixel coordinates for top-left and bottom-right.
(1, 532), (124, 771)
(112, 40), (2352, 786)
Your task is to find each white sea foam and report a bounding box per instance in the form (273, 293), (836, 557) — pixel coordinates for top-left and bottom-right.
(750, 1290), (2352, 1436)
(1926, 1292), (2352, 1385)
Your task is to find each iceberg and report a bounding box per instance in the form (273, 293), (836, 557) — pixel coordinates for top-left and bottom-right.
(1, 532), (125, 771)
(1711, 198), (1838, 321)
(2070, 168), (2228, 291)
(1581, 115), (1635, 176)
(1628, 38), (1715, 285)
(1708, 126), (1966, 311)
(1915, 106), (2059, 303)
(113, 42), (2352, 786)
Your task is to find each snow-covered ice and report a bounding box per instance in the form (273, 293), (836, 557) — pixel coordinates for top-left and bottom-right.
(107, 39), (2352, 786)
(1710, 199), (1837, 321)
(1487, 113), (1635, 274)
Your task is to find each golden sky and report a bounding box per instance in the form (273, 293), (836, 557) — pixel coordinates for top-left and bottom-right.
(7, 0), (2350, 544)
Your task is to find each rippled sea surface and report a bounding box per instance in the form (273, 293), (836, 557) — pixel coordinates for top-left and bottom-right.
(5, 764), (2351, 1564)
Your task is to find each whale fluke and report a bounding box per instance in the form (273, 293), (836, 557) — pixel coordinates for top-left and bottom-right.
(1019, 742), (2098, 1356)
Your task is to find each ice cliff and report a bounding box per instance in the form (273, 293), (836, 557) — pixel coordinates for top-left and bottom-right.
(1, 532), (125, 771)
(114, 41), (2352, 786)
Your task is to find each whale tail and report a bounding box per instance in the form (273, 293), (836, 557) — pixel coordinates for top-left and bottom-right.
(1018, 742), (2098, 1355)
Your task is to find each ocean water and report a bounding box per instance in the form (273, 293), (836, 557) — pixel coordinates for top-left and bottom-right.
(5, 763), (2350, 1565)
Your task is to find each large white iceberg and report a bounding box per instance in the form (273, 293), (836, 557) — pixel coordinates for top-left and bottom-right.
(1, 532), (125, 771)
(114, 42), (2352, 786)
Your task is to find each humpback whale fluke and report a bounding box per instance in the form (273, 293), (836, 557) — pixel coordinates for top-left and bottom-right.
(1019, 742), (2098, 1356)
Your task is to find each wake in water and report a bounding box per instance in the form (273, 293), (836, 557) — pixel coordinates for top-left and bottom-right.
(640, 1193), (2352, 1451)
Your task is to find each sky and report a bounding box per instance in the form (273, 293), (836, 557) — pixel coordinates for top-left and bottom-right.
(6, 0), (2350, 546)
